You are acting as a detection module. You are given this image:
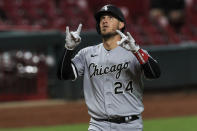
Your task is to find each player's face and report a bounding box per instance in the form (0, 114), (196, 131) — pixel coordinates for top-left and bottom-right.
(99, 14), (124, 36)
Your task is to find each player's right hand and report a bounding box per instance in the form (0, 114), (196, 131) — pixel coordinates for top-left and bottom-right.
(116, 30), (140, 52)
(65, 24), (82, 50)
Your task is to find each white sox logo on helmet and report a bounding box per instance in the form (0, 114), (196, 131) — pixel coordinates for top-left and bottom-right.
(103, 5), (109, 11)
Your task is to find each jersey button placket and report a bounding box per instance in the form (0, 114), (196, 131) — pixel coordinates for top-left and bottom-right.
(104, 52), (113, 116)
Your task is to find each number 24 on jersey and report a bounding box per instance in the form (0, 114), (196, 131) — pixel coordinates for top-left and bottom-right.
(114, 81), (133, 94)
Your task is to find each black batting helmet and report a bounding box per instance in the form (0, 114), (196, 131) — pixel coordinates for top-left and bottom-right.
(94, 4), (126, 34)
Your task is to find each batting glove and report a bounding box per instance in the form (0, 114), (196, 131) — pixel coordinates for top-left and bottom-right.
(116, 30), (140, 52)
(65, 24), (82, 50)
(116, 30), (150, 64)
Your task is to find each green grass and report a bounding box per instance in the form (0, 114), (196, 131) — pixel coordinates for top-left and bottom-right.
(0, 124), (88, 131)
(144, 115), (197, 131)
(0, 116), (197, 131)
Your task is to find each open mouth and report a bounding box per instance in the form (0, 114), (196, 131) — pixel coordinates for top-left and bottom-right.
(102, 26), (108, 31)
(103, 25), (108, 28)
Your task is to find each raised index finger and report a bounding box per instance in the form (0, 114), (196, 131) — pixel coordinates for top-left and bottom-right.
(66, 26), (70, 36)
(127, 32), (135, 42)
(116, 30), (126, 38)
(76, 23), (82, 34)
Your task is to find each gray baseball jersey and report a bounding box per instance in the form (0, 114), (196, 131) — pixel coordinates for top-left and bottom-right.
(71, 43), (144, 119)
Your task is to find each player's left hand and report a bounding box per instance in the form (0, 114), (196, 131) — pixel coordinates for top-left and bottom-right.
(116, 30), (140, 52)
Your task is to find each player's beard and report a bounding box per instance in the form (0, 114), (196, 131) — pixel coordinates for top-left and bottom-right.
(101, 24), (120, 40)
(101, 31), (117, 40)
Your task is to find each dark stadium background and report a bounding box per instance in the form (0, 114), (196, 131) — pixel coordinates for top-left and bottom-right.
(0, 0), (197, 130)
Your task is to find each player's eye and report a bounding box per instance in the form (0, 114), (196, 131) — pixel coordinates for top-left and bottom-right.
(109, 16), (113, 19)
(100, 16), (105, 20)
(100, 15), (114, 23)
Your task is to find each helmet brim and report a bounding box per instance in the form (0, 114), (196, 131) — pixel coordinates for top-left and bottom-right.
(94, 11), (124, 23)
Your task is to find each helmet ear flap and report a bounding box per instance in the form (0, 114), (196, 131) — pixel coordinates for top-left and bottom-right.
(96, 22), (101, 34)
(121, 26), (125, 33)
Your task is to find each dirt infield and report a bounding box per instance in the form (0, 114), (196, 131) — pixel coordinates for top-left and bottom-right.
(0, 90), (197, 128)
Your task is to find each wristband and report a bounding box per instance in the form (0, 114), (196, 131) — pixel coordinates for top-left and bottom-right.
(134, 49), (149, 64)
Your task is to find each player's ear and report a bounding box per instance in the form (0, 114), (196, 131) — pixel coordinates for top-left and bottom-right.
(118, 21), (124, 30)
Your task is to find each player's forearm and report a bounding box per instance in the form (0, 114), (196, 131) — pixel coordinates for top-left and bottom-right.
(141, 57), (161, 79)
(133, 49), (161, 79)
(57, 49), (75, 80)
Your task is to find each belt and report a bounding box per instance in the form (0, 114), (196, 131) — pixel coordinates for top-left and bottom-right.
(92, 115), (139, 124)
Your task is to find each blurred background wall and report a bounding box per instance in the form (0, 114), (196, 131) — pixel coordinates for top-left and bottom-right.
(0, 0), (197, 101)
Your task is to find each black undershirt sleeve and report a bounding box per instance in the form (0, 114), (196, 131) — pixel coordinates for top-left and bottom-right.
(141, 57), (161, 79)
(57, 49), (76, 80)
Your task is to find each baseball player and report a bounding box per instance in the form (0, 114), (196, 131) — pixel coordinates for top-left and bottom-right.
(57, 5), (161, 131)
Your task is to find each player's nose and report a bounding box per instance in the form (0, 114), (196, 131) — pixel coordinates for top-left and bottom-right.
(102, 21), (109, 28)
(101, 17), (109, 24)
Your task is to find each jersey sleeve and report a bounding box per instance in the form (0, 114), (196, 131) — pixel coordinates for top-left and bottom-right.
(71, 49), (86, 77)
